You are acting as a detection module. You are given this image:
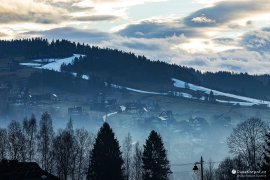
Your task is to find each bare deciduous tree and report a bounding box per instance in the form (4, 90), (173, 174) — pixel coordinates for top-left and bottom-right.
(53, 129), (76, 180)
(75, 128), (94, 180)
(7, 120), (26, 161)
(0, 128), (7, 159)
(204, 159), (214, 180)
(215, 156), (246, 180)
(38, 112), (54, 172)
(131, 142), (143, 180)
(227, 118), (267, 169)
(123, 133), (132, 180)
(215, 157), (236, 180)
(23, 114), (37, 162)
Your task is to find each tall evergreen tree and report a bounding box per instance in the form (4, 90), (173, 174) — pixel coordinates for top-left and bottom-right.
(261, 132), (270, 178)
(88, 122), (125, 180)
(142, 130), (171, 180)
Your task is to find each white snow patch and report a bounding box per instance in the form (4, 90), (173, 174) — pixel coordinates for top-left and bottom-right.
(20, 63), (42, 67)
(71, 72), (77, 77)
(103, 112), (118, 122)
(174, 91), (193, 98)
(111, 84), (167, 95)
(158, 116), (167, 121)
(120, 105), (126, 111)
(82, 75), (89, 80)
(143, 107), (148, 112)
(216, 99), (255, 107)
(36, 54), (84, 72)
(33, 59), (56, 63)
(172, 78), (270, 107)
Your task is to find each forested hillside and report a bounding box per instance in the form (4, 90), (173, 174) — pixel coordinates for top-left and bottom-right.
(1, 38), (270, 100)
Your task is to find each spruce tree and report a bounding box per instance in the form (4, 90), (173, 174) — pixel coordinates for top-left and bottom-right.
(261, 133), (270, 178)
(142, 130), (171, 180)
(88, 122), (125, 180)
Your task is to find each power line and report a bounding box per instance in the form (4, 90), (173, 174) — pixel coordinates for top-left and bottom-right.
(171, 161), (222, 167)
(171, 162), (194, 166)
(173, 171), (193, 173)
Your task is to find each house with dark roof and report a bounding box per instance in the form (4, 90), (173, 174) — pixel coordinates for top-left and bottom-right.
(0, 159), (60, 180)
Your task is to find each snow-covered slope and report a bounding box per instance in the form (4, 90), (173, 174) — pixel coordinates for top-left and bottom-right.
(110, 79), (270, 107)
(19, 54), (270, 108)
(20, 54), (90, 80)
(111, 84), (168, 95)
(172, 78), (270, 107)
(36, 54), (83, 72)
(20, 63), (42, 67)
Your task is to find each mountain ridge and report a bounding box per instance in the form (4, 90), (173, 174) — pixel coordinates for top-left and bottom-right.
(1, 38), (270, 100)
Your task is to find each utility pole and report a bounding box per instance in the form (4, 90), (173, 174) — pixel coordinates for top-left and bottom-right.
(193, 156), (204, 180)
(201, 156), (203, 180)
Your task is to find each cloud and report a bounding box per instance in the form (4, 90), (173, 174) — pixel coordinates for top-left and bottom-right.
(170, 49), (270, 74)
(0, 12), (65, 24)
(0, 0), (124, 25)
(41, 1), (92, 12)
(74, 15), (119, 21)
(0, 32), (8, 37)
(0, 0), (67, 24)
(184, 0), (270, 27)
(191, 16), (216, 24)
(83, 0), (166, 6)
(242, 28), (270, 52)
(212, 37), (237, 46)
(117, 20), (202, 39)
(20, 27), (110, 43)
(96, 29), (270, 74)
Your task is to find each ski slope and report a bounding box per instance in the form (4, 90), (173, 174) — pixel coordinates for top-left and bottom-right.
(111, 84), (168, 95)
(172, 78), (270, 107)
(19, 54), (270, 108)
(20, 63), (42, 67)
(36, 54), (83, 72)
(26, 54), (90, 80)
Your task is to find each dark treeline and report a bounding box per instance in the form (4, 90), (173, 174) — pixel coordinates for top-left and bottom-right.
(61, 53), (270, 100)
(0, 112), (172, 180)
(1, 38), (270, 99)
(61, 50), (198, 86)
(27, 70), (105, 92)
(0, 38), (76, 59)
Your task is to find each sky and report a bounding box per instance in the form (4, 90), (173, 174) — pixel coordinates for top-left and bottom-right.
(1, 0), (270, 74)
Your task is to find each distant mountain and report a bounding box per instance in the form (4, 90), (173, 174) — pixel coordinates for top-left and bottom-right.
(1, 38), (270, 100)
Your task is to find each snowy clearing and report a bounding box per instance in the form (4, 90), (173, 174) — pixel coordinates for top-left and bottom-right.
(172, 78), (270, 107)
(33, 59), (56, 63)
(215, 99), (255, 107)
(103, 112), (118, 122)
(36, 54), (84, 72)
(111, 84), (168, 95)
(82, 75), (90, 80)
(20, 63), (42, 67)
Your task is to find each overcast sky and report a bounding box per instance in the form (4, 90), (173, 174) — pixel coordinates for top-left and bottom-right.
(1, 0), (270, 74)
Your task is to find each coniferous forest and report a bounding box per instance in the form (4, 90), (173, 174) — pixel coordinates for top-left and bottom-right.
(0, 38), (270, 179)
(1, 38), (270, 99)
